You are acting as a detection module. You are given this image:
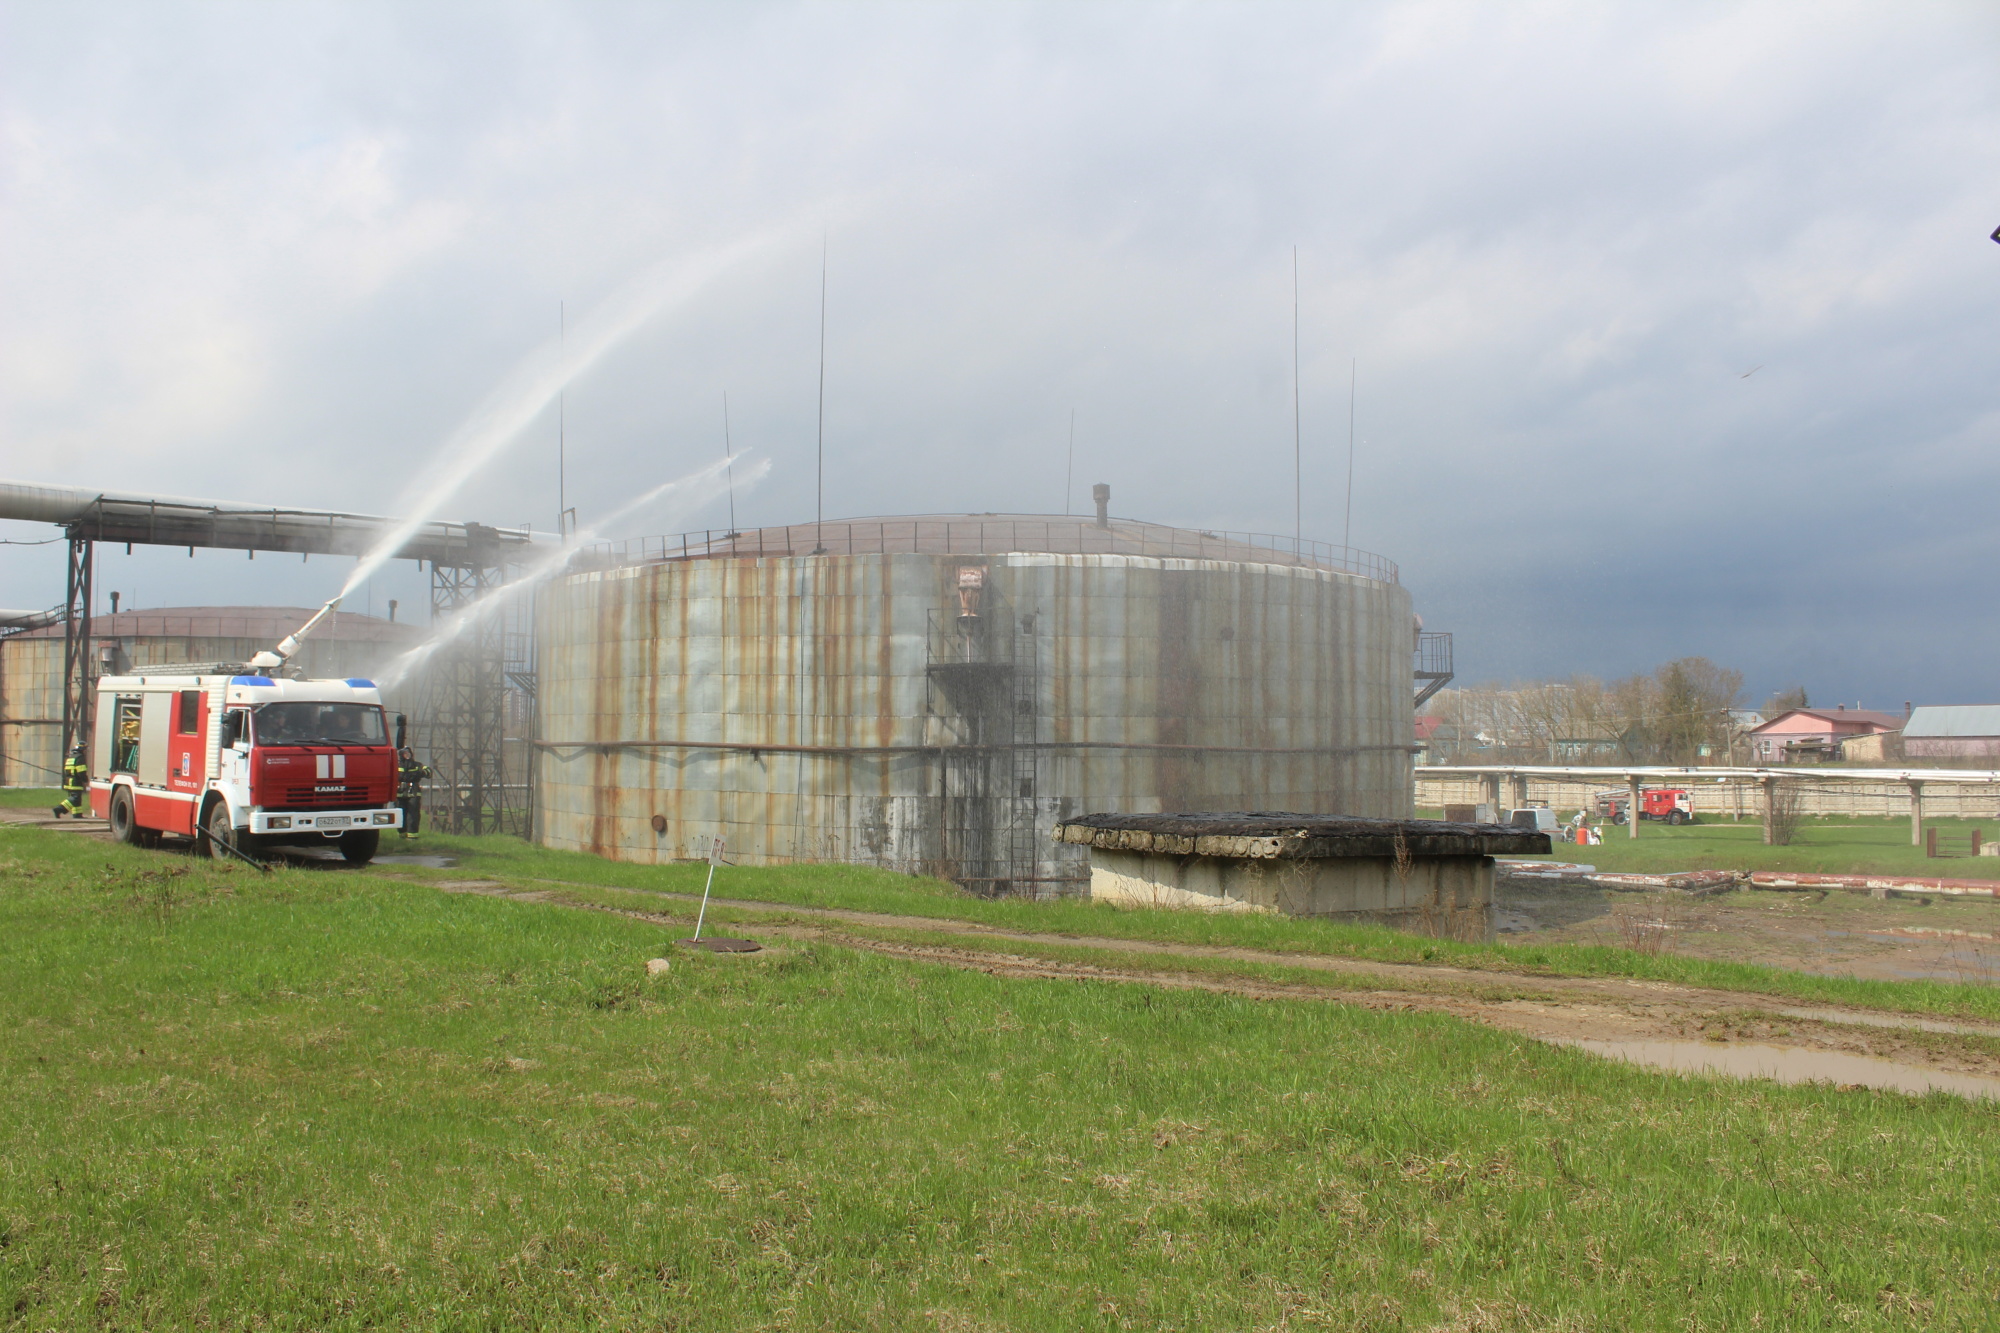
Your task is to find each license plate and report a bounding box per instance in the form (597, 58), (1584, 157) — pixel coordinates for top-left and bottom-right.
(315, 815), (352, 828)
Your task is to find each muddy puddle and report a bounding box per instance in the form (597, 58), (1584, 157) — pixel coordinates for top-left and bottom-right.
(1500, 878), (2000, 984)
(1557, 1038), (2000, 1101)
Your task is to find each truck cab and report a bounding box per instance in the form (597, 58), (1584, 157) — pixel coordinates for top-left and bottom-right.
(90, 669), (403, 863)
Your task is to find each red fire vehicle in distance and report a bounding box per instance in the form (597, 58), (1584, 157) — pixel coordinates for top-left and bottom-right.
(1594, 787), (1698, 825)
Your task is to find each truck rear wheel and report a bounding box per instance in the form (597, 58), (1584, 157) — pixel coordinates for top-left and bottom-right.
(339, 829), (380, 864)
(108, 789), (138, 844)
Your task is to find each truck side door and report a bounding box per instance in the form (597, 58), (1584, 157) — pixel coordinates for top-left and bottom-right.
(138, 692), (171, 789)
(164, 689), (207, 834)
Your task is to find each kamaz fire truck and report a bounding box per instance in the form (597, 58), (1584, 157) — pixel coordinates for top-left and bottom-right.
(1593, 787), (1698, 826)
(85, 600), (404, 863)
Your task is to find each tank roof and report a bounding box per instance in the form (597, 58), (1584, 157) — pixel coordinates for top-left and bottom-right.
(592, 513), (1398, 583)
(12, 606), (418, 642)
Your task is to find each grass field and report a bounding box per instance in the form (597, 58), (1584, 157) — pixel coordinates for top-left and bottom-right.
(408, 834), (2000, 1025)
(3, 824), (1998, 1329)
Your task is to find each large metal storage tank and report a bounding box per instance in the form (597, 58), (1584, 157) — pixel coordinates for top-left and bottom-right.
(534, 515), (1415, 893)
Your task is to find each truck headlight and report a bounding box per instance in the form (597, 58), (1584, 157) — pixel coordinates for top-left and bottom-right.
(373, 812), (395, 825)
(267, 816), (292, 830)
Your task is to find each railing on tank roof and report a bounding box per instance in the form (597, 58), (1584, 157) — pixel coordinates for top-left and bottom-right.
(581, 518), (1398, 584)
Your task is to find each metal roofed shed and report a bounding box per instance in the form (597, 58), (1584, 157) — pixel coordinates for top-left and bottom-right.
(1055, 811), (1547, 941)
(1903, 705), (2000, 759)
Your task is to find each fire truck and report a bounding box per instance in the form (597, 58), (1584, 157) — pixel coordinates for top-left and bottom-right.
(85, 600), (403, 863)
(1594, 787), (1698, 826)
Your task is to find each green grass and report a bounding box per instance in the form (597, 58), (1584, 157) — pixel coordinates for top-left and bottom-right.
(406, 833), (2000, 1025)
(1423, 809), (2000, 880)
(0, 786), (62, 808)
(3, 825), (1997, 1329)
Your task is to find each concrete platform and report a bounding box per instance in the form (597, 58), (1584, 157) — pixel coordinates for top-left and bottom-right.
(1055, 812), (1550, 942)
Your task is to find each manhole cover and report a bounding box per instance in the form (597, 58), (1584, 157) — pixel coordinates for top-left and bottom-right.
(677, 937), (762, 953)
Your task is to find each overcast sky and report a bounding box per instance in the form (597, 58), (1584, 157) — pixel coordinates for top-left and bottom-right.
(3, 1), (1997, 707)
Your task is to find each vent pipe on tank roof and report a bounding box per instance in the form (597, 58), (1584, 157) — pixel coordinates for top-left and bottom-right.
(1092, 483), (1110, 528)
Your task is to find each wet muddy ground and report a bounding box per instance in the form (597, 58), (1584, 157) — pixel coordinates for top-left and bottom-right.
(1497, 876), (2000, 985)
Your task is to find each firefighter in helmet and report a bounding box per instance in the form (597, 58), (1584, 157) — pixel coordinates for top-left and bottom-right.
(53, 745), (88, 818)
(396, 747), (432, 839)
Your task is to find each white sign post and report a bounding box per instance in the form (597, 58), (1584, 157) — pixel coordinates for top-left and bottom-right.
(692, 833), (724, 942)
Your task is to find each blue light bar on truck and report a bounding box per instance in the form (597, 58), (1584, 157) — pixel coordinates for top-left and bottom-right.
(344, 678), (376, 688)
(230, 675), (276, 686)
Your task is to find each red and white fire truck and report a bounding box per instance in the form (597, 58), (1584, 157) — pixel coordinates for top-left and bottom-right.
(1593, 787), (1698, 826)
(85, 601), (403, 863)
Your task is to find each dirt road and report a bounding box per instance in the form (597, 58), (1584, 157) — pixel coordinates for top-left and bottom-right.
(423, 876), (2000, 1100)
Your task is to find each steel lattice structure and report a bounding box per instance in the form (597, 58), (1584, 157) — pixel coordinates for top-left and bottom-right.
(415, 527), (531, 837)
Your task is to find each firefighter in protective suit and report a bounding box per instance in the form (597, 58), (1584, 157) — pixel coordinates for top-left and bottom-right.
(53, 746), (88, 818)
(397, 747), (432, 838)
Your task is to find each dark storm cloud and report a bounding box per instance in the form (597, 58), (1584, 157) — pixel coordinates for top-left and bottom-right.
(2, 1), (1997, 704)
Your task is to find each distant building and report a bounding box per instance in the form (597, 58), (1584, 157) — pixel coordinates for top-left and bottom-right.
(1414, 714), (1443, 763)
(1746, 706), (1903, 764)
(1901, 705), (2000, 760)
(1550, 731), (1631, 763)
(1840, 730), (1903, 763)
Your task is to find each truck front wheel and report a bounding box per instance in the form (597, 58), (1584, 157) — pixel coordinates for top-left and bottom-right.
(339, 829), (380, 864)
(109, 789), (138, 844)
(203, 802), (242, 861)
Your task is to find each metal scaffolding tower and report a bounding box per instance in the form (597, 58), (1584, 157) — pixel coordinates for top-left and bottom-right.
(59, 530), (95, 763)
(924, 586), (1043, 895)
(416, 523), (530, 837)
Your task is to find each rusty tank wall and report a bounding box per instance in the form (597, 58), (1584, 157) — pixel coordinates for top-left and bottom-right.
(533, 551), (1413, 890)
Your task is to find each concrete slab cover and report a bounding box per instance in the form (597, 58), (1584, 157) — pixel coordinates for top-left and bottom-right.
(1059, 813), (1547, 942)
(1054, 811), (1549, 859)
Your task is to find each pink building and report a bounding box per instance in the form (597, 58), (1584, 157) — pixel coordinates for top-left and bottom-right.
(1746, 706), (1903, 763)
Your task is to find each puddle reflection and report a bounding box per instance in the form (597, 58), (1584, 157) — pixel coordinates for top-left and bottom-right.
(1555, 1038), (2000, 1101)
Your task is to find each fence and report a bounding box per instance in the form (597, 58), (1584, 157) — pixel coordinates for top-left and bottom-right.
(1415, 773), (2000, 821)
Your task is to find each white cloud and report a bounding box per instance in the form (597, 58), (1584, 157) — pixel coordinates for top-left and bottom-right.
(1, 0), (1996, 702)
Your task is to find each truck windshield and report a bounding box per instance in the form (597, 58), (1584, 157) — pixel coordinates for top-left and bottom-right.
(250, 701), (387, 746)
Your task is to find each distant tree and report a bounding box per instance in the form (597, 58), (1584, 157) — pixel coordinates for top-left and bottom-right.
(1608, 673), (1658, 761)
(1654, 657), (1743, 764)
(1763, 685), (1810, 715)
(1437, 659), (1745, 765)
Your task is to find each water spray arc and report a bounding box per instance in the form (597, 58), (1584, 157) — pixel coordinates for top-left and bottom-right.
(339, 225), (803, 601)
(380, 454), (771, 692)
